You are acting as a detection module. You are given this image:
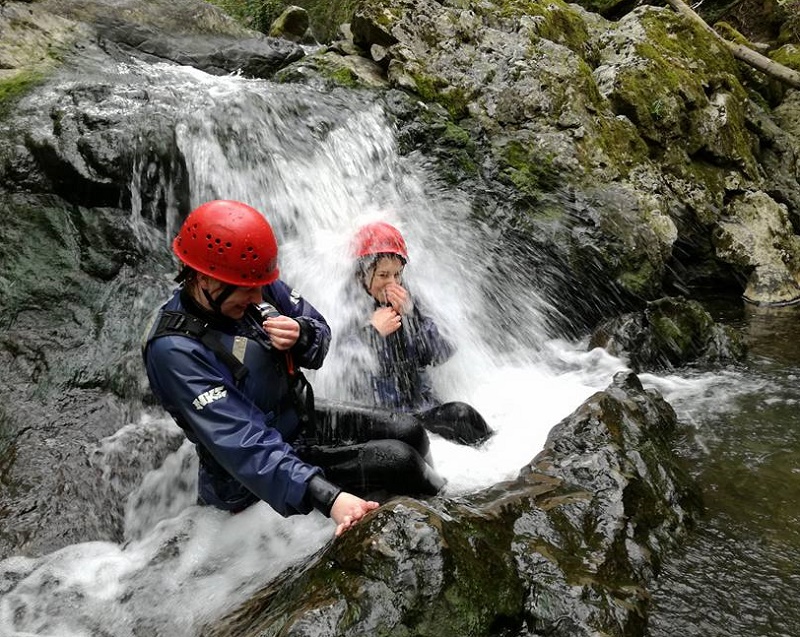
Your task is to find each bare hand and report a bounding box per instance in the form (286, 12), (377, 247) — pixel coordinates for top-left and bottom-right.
(330, 492), (380, 536)
(384, 282), (412, 314)
(263, 316), (300, 350)
(371, 306), (402, 337)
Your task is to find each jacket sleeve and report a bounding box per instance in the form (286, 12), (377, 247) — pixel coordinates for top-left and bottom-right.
(144, 334), (323, 517)
(266, 281), (331, 370)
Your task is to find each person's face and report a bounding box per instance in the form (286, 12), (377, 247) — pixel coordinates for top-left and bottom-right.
(367, 256), (404, 302)
(196, 275), (263, 319)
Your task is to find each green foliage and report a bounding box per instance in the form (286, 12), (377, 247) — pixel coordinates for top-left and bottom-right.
(776, 0), (800, 44)
(649, 98), (664, 121)
(289, 0), (360, 42)
(205, 0), (284, 33)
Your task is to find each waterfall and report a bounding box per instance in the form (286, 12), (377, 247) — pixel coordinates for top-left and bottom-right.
(0, 60), (751, 636)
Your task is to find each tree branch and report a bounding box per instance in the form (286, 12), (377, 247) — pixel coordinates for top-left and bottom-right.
(663, 0), (800, 89)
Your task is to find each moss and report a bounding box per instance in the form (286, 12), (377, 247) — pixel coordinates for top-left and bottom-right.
(770, 43), (800, 72)
(638, 10), (739, 76)
(485, 0), (590, 51)
(713, 21), (753, 47)
(617, 259), (659, 298)
(274, 51), (388, 89)
(205, 0), (284, 33)
(410, 72), (472, 119)
(0, 69), (46, 120)
(577, 106), (649, 178)
(328, 65), (360, 87)
(437, 121), (479, 179)
(606, 8), (755, 177)
(497, 138), (561, 197)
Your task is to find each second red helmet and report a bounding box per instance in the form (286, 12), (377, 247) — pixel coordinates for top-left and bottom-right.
(172, 200), (280, 286)
(352, 221), (408, 261)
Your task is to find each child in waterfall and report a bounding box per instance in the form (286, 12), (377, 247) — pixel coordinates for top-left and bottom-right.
(339, 221), (493, 446)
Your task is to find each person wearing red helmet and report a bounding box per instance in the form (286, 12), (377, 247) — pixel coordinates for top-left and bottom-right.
(143, 201), (444, 536)
(342, 221), (493, 446)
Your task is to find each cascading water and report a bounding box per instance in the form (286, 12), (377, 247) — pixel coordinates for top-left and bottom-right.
(1, 60), (798, 636)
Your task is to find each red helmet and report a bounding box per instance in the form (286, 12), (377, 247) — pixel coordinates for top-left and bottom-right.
(352, 222), (408, 261)
(172, 200), (279, 286)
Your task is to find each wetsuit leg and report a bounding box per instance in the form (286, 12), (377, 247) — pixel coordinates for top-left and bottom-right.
(296, 439), (446, 499)
(416, 401), (494, 446)
(313, 398), (430, 459)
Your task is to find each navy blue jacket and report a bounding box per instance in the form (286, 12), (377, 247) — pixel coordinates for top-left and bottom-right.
(344, 293), (454, 412)
(143, 281), (331, 515)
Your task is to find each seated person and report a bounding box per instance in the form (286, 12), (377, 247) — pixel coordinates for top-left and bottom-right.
(339, 221), (493, 446)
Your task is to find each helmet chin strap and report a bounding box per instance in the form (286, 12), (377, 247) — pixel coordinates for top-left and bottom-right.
(202, 284), (238, 315)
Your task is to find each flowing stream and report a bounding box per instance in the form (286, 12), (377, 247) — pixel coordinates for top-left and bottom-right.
(0, 61), (798, 636)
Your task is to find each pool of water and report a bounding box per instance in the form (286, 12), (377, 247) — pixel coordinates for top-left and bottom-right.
(645, 302), (800, 637)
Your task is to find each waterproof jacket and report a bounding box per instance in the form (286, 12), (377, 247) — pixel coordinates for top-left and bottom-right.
(345, 293), (454, 412)
(143, 282), (331, 515)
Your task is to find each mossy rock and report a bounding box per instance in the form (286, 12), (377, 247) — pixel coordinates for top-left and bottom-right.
(770, 43), (800, 72)
(0, 69), (47, 120)
(275, 50), (388, 88)
(481, 0), (593, 57)
(0, 2), (87, 119)
(608, 8), (756, 176)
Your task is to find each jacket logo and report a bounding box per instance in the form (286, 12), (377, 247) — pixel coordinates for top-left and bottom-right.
(193, 386), (227, 410)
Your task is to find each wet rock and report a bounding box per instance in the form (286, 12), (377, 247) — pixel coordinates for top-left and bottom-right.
(0, 192), (177, 558)
(91, 18), (303, 78)
(204, 372), (701, 637)
(714, 191), (800, 306)
(589, 296), (747, 371)
(11, 0), (307, 80)
(269, 6), (313, 44)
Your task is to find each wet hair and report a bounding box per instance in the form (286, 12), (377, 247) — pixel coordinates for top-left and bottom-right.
(175, 265), (198, 285)
(355, 252), (406, 288)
